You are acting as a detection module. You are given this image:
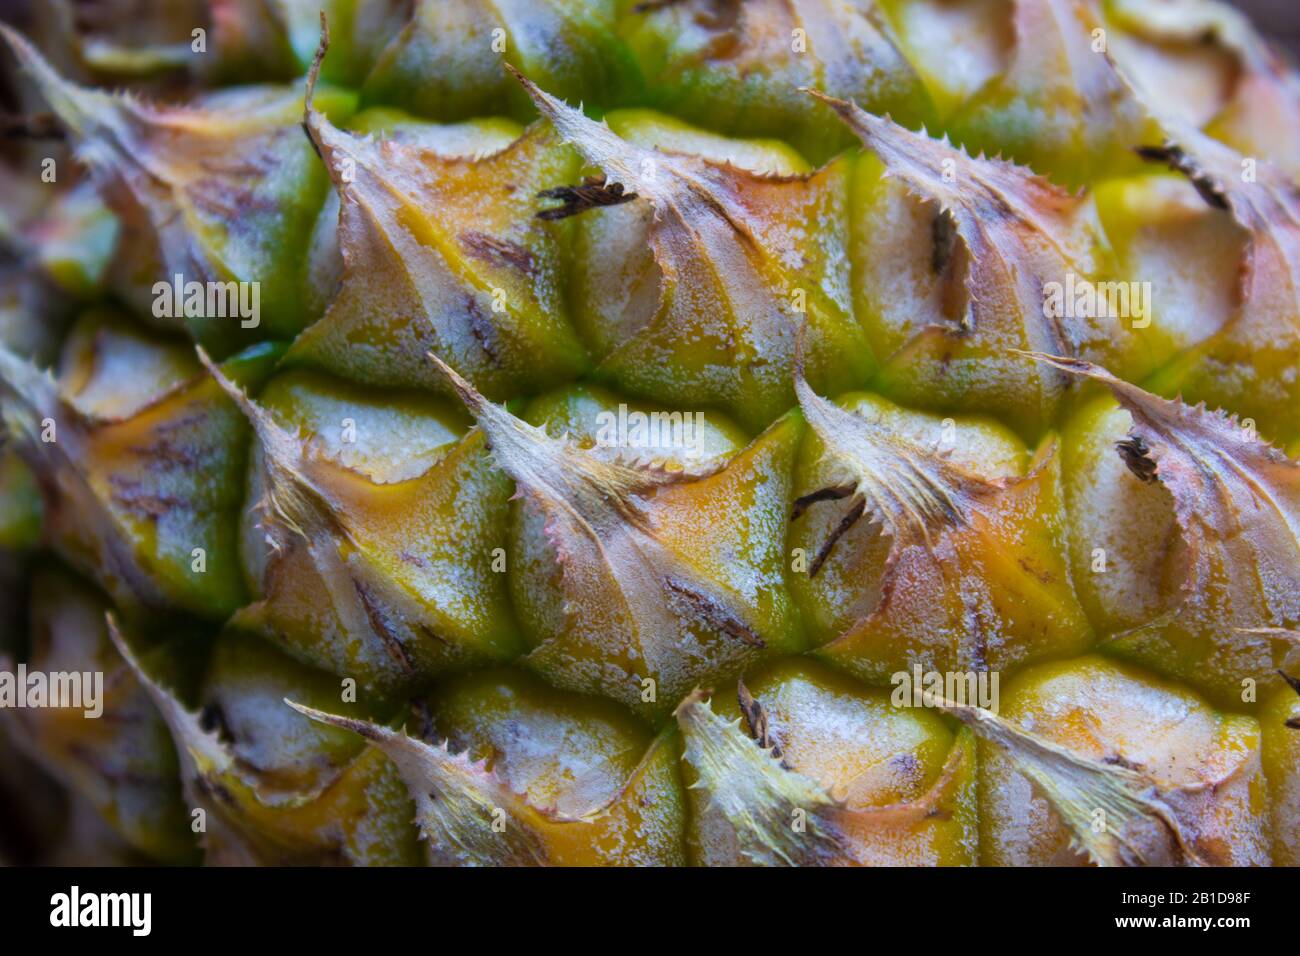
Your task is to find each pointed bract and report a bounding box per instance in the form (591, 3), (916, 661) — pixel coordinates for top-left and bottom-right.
(1, 24), (350, 352)
(0, 326), (268, 619)
(969, 656), (1269, 866)
(290, 699), (683, 866)
(1105, 0), (1300, 179)
(107, 617), (421, 865)
(432, 352), (804, 719)
(201, 351), (522, 693)
(286, 70), (587, 399)
(944, 699), (1205, 866)
(948, 0), (1155, 187)
(1031, 353), (1300, 701)
(1, 568), (197, 863)
(677, 682), (977, 866)
(520, 72), (873, 431)
(819, 94), (1135, 434)
(675, 690), (847, 866)
(792, 370), (1092, 679)
(1136, 127), (1300, 436)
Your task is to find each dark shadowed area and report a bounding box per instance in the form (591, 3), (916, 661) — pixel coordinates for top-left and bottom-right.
(1233, 0), (1300, 54)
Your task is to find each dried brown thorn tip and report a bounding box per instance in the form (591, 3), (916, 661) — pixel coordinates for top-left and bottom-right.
(791, 484), (855, 521)
(536, 176), (637, 220)
(810, 497), (867, 578)
(0, 111), (64, 140)
(1116, 435), (1158, 483)
(1135, 143), (1230, 211)
(308, 11), (331, 103)
(791, 483), (870, 577)
(300, 12), (331, 160)
(664, 578), (765, 648)
(737, 677), (790, 768)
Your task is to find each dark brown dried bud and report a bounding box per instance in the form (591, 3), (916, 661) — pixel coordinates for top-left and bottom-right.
(1117, 435), (1159, 483)
(931, 209), (958, 274)
(1135, 143), (1230, 212)
(632, 0), (688, 12)
(737, 676), (791, 767)
(0, 112), (64, 140)
(536, 176), (637, 220)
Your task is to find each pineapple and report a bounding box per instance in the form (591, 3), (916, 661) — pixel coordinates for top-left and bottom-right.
(0, 0), (1297, 868)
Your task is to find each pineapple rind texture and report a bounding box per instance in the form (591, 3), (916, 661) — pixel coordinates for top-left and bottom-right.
(0, 0), (1297, 867)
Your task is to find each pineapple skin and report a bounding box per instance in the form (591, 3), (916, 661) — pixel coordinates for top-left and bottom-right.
(0, 0), (1297, 867)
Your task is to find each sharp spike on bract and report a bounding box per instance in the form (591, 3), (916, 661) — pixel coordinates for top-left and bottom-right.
(196, 345), (303, 470)
(0, 344), (62, 421)
(0, 23), (103, 139)
(793, 370), (998, 546)
(196, 346), (253, 415)
(1049, 350), (1300, 703)
(426, 351), (492, 419)
(793, 376), (1092, 679)
(286, 699), (384, 741)
(305, 12), (331, 120)
(675, 690), (846, 866)
(105, 612), (237, 787)
(506, 68), (644, 190)
(286, 701), (564, 865)
(813, 86), (1140, 433)
(941, 699), (1206, 866)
